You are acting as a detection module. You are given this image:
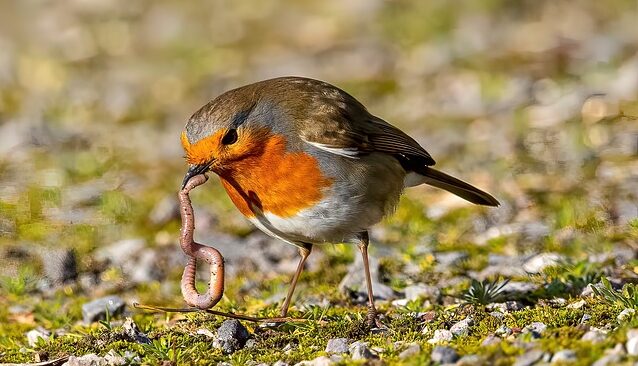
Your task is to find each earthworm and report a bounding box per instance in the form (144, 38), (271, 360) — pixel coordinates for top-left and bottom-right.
(178, 174), (224, 309)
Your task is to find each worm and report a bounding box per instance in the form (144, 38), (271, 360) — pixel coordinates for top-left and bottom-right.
(178, 174), (224, 309)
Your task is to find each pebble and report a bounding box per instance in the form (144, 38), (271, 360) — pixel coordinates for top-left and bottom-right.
(430, 346), (459, 364)
(349, 341), (377, 360)
(121, 318), (150, 344)
(513, 349), (544, 366)
(581, 327), (607, 343)
(404, 283), (440, 301)
(592, 354), (622, 366)
(457, 354), (485, 365)
(63, 354), (109, 366)
(450, 317), (473, 337)
(398, 343), (421, 359)
(149, 195), (179, 225)
(522, 253), (565, 273)
(551, 349), (577, 363)
(38, 248), (77, 285)
(81, 296), (125, 324)
(617, 308), (635, 322)
(325, 338), (349, 354)
(626, 329), (638, 355)
(489, 311), (505, 320)
(26, 328), (51, 347)
(338, 255), (396, 301)
(434, 251), (469, 269)
(566, 300), (586, 309)
(481, 334), (501, 346)
(487, 301), (525, 313)
(500, 281), (539, 295)
(428, 329), (453, 344)
(495, 325), (513, 337)
(580, 314), (592, 324)
(215, 320), (250, 354)
(273, 362), (289, 366)
(523, 322), (547, 338)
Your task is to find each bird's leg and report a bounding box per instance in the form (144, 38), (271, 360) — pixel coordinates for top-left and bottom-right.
(280, 244), (312, 317)
(357, 231), (379, 328)
(178, 174), (225, 309)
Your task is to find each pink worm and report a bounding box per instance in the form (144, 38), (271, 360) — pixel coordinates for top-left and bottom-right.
(178, 174), (224, 309)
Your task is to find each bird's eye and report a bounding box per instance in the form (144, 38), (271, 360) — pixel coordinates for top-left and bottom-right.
(221, 129), (238, 145)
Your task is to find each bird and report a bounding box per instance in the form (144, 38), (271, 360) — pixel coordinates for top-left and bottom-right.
(180, 76), (499, 326)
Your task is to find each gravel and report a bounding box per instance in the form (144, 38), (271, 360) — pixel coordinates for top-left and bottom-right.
(430, 346), (459, 364)
(551, 349), (577, 363)
(81, 295), (125, 324)
(215, 320), (250, 354)
(38, 248), (77, 285)
(349, 341), (377, 360)
(325, 338), (349, 354)
(428, 329), (453, 344)
(514, 349), (545, 366)
(450, 317), (473, 337)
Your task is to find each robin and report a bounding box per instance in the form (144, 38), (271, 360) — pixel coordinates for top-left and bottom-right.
(180, 76), (499, 326)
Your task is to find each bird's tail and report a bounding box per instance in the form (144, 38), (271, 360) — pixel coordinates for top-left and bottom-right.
(414, 167), (499, 206)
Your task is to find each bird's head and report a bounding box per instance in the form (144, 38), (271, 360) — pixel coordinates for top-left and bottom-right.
(180, 83), (280, 188)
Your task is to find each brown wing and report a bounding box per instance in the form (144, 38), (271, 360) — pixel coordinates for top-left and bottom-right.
(287, 77), (435, 166)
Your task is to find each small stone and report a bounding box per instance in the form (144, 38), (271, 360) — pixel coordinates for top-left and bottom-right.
(404, 283), (441, 301)
(398, 343), (421, 359)
(487, 301), (525, 312)
(435, 251), (469, 266)
(457, 354), (485, 365)
(325, 338), (349, 354)
(580, 314), (592, 324)
(391, 298), (409, 307)
(430, 346), (459, 364)
(626, 332), (638, 355)
(581, 328), (607, 343)
(481, 334), (501, 346)
(551, 349), (577, 363)
(349, 341), (377, 360)
(450, 317), (473, 337)
(149, 195), (179, 225)
(196, 328), (215, 338)
(26, 328), (51, 347)
(215, 320), (250, 354)
(339, 255), (396, 301)
(523, 322), (547, 338)
(38, 248), (77, 285)
(273, 362), (289, 366)
(592, 354), (622, 366)
(81, 296), (125, 324)
(522, 253), (565, 273)
(495, 325), (512, 337)
(514, 349), (544, 366)
(428, 329), (453, 344)
(103, 350), (126, 366)
(120, 318), (150, 344)
(500, 281), (539, 295)
(617, 308), (636, 322)
(567, 300), (586, 309)
(489, 311), (505, 320)
(64, 354), (108, 366)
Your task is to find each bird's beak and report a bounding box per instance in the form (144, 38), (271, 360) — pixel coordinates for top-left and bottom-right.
(181, 161), (212, 189)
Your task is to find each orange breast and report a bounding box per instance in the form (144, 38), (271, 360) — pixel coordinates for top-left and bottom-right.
(219, 135), (332, 218)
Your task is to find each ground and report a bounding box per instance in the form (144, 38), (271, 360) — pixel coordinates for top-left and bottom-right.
(1, 1), (638, 365)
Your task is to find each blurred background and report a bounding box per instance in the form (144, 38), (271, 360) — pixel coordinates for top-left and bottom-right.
(0, 0), (637, 358)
